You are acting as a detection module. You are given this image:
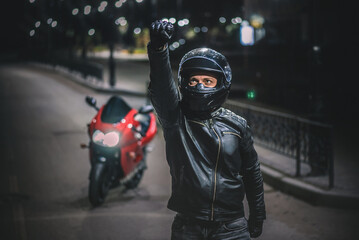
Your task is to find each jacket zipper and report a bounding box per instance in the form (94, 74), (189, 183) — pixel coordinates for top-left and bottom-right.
(188, 119), (221, 221)
(209, 119), (221, 221)
(222, 131), (242, 139)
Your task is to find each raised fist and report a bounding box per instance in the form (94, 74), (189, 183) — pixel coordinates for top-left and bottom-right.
(149, 20), (174, 50)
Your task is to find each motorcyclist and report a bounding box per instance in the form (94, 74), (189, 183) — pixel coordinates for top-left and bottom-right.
(147, 20), (266, 240)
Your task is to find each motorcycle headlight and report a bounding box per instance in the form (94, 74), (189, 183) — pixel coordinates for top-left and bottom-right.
(92, 130), (120, 147)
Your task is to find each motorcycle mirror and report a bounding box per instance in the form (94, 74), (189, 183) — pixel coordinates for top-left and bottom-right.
(138, 105), (154, 114)
(85, 96), (99, 111)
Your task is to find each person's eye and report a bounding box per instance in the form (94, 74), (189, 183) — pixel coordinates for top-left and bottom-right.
(205, 80), (212, 85)
(189, 80), (197, 85)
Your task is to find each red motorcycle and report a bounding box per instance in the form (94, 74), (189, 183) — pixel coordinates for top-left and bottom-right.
(83, 95), (157, 207)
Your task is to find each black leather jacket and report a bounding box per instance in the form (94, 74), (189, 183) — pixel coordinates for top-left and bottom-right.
(147, 46), (266, 222)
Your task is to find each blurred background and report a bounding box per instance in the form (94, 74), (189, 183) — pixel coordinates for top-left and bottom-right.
(2, 0), (358, 121)
(1, 1), (359, 240)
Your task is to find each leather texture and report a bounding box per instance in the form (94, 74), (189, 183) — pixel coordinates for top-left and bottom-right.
(147, 46), (266, 223)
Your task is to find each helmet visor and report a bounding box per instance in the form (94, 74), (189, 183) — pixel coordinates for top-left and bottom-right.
(178, 48), (232, 88)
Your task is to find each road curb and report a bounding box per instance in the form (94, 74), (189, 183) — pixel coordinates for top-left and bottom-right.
(260, 163), (359, 209)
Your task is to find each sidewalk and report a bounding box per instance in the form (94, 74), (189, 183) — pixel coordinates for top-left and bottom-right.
(30, 54), (359, 210)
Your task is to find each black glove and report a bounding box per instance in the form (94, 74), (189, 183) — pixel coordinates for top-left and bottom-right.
(149, 20), (174, 50)
(248, 218), (263, 238)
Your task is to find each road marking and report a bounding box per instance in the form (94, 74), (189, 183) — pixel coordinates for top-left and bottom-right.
(9, 175), (28, 240)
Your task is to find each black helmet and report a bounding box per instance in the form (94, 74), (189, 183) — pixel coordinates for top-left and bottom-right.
(178, 48), (232, 118)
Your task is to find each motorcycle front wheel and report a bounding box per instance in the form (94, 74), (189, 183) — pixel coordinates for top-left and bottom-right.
(89, 163), (111, 207)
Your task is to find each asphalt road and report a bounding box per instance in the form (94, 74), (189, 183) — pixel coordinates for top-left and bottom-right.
(0, 63), (358, 240)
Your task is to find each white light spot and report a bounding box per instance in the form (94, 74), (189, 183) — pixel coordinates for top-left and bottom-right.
(219, 17), (226, 24)
(313, 46), (320, 52)
(47, 18), (53, 24)
(29, 30), (35, 37)
(169, 18), (176, 24)
(72, 8), (79, 15)
(235, 17), (242, 24)
(88, 28), (95, 36)
(172, 42), (180, 48)
(84, 5), (91, 15)
(134, 27), (141, 34)
(115, 1), (123, 8)
(240, 24), (254, 46)
(35, 21), (41, 28)
(51, 21), (57, 28)
(115, 17), (127, 26)
(232, 17), (242, 24)
(98, 1), (107, 12)
(201, 26), (208, 32)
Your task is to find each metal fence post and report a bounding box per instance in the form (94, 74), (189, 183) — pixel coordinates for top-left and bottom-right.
(296, 121), (301, 177)
(328, 128), (334, 188)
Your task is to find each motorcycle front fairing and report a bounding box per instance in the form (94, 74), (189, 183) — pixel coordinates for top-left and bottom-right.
(89, 107), (143, 174)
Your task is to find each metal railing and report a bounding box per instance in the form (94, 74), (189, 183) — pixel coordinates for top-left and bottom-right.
(224, 99), (334, 188)
(35, 56), (104, 81)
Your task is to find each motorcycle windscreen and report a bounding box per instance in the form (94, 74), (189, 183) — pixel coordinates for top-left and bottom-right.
(101, 96), (132, 123)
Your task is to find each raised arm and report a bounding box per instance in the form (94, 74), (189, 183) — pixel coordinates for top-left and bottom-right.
(147, 20), (180, 128)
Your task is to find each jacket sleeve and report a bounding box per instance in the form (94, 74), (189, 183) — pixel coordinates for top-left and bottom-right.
(240, 123), (266, 221)
(147, 44), (180, 128)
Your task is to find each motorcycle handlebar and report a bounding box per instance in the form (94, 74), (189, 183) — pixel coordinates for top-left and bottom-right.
(131, 126), (146, 137)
